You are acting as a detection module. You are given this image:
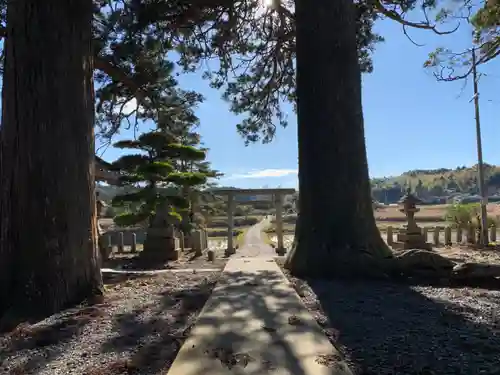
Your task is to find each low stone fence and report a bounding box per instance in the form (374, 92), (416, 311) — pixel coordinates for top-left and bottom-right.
(384, 224), (499, 247)
(101, 229), (209, 254)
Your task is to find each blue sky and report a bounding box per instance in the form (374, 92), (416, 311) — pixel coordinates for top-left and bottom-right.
(98, 15), (500, 189)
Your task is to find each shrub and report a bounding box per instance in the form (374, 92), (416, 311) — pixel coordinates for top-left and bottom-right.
(444, 203), (478, 225)
(445, 203), (497, 227)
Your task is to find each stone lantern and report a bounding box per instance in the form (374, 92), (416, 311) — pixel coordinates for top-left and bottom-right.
(396, 189), (432, 250)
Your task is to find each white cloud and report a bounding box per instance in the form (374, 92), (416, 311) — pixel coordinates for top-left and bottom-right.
(121, 98), (138, 115)
(109, 97), (139, 116)
(226, 168), (298, 179)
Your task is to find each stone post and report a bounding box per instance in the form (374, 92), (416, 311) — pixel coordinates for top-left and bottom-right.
(106, 235), (113, 252)
(207, 249), (215, 261)
(191, 230), (204, 256)
(456, 226), (463, 243)
(274, 193), (286, 255)
(386, 226), (393, 245)
(131, 233), (137, 253)
(117, 232), (124, 253)
(100, 234), (113, 261)
(444, 226), (452, 246)
(422, 227), (428, 242)
(433, 227), (440, 246)
(467, 222), (475, 244)
(203, 230), (208, 251)
(226, 192), (235, 256)
(179, 232), (185, 251)
(490, 224), (496, 243)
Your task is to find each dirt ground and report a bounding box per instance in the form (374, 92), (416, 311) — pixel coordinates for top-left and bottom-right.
(0, 272), (221, 375)
(375, 203), (500, 221)
(434, 245), (500, 265)
(281, 265), (500, 375)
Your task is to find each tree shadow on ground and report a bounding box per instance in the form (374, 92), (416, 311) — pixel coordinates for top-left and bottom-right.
(0, 304), (103, 373)
(1, 273), (219, 375)
(300, 277), (500, 375)
(102, 272), (154, 286)
(96, 265), (344, 375)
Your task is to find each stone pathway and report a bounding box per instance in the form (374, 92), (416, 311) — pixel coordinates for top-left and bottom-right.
(233, 216), (281, 258)
(166, 257), (352, 375)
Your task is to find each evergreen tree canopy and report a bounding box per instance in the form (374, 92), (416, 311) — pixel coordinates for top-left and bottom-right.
(110, 131), (209, 227)
(0, 0), (458, 143)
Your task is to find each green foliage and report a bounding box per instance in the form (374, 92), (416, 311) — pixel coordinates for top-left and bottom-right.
(167, 172), (208, 186)
(179, 0), (385, 143)
(445, 203), (480, 225)
(445, 203), (497, 227)
(0, 0), (454, 145)
(0, 0), (379, 144)
(110, 129), (210, 227)
(114, 212), (151, 227)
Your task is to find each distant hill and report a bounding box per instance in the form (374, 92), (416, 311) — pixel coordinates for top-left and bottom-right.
(371, 163), (500, 204)
(98, 165), (500, 206)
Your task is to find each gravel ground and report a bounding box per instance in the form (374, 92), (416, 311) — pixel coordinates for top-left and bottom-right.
(104, 248), (229, 271)
(282, 268), (500, 375)
(0, 272), (221, 375)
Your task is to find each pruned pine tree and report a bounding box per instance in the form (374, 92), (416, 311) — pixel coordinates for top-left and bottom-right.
(109, 131), (209, 258)
(157, 110), (222, 235)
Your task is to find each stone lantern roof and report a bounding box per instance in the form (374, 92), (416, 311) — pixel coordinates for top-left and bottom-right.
(398, 188), (423, 206)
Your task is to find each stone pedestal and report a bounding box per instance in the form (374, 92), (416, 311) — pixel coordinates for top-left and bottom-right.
(397, 230), (432, 250)
(141, 227), (180, 262)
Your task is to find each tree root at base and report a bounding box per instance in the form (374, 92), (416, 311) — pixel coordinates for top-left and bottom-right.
(286, 247), (500, 287)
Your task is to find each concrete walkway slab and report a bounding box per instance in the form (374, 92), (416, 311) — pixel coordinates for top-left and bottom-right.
(166, 258), (352, 375)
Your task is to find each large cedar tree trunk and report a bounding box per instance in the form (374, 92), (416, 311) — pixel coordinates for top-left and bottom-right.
(285, 0), (392, 278)
(0, 0), (103, 327)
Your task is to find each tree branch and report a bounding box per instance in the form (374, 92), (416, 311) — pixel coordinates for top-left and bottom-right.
(372, 0), (460, 35)
(0, 26), (144, 98)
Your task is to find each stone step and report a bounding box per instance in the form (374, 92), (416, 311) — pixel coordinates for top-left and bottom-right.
(166, 258), (352, 375)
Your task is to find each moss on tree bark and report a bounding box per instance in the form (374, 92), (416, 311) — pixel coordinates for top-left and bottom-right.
(0, 0), (103, 329)
(285, 0), (392, 278)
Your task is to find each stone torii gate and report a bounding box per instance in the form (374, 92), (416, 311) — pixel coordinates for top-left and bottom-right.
(214, 188), (296, 254)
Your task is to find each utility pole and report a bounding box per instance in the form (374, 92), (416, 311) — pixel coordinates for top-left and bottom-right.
(471, 47), (489, 246)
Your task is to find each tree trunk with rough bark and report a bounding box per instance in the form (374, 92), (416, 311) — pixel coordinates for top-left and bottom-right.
(0, 0), (102, 329)
(285, 0), (392, 278)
